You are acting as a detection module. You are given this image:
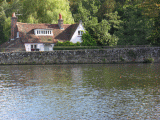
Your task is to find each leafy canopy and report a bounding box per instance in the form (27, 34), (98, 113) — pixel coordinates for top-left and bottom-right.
(115, 5), (153, 45)
(21, 0), (74, 24)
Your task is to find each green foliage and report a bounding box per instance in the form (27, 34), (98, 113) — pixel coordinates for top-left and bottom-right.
(53, 46), (100, 50)
(73, 0), (121, 46)
(98, 11), (121, 46)
(55, 41), (63, 46)
(21, 0), (74, 24)
(73, 0), (99, 23)
(143, 57), (154, 63)
(87, 16), (120, 46)
(105, 11), (122, 34)
(61, 41), (74, 46)
(148, 10), (160, 45)
(75, 42), (81, 46)
(55, 41), (81, 46)
(0, 0), (20, 44)
(115, 5), (153, 45)
(98, 0), (116, 21)
(3, 17), (11, 42)
(81, 31), (97, 46)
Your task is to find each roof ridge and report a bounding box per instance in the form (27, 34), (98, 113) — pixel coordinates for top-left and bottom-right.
(17, 22), (78, 25)
(17, 22), (79, 25)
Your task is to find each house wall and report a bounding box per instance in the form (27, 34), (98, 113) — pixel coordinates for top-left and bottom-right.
(24, 43), (54, 51)
(0, 47), (160, 65)
(70, 23), (85, 43)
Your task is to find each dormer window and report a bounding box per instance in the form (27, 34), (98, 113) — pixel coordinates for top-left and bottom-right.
(34, 29), (53, 36)
(78, 30), (83, 36)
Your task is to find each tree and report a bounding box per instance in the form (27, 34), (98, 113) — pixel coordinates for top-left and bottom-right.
(81, 31), (97, 46)
(73, 0), (121, 46)
(73, 0), (99, 24)
(148, 9), (160, 45)
(21, 0), (74, 24)
(105, 11), (122, 35)
(137, 0), (160, 18)
(97, 0), (116, 21)
(0, 0), (22, 44)
(83, 17), (119, 46)
(115, 5), (153, 45)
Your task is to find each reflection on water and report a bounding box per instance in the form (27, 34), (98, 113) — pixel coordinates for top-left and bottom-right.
(0, 64), (159, 119)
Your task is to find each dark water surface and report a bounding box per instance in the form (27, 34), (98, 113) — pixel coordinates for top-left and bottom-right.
(0, 64), (159, 120)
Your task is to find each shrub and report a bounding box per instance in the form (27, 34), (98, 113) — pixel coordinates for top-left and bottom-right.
(55, 41), (81, 46)
(63, 41), (72, 46)
(143, 57), (154, 63)
(75, 42), (81, 46)
(56, 41), (64, 46)
(53, 46), (100, 50)
(81, 31), (97, 46)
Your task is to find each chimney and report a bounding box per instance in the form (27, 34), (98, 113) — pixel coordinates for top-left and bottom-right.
(58, 13), (64, 30)
(11, 12), (17, 40)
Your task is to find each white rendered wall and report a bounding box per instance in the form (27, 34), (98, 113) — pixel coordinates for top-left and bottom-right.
(70, 23), (85, 43)
(24, 43), (54, 52)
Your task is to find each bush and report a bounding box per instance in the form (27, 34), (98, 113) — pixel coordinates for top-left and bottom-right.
(81, 31), (97, 46)
(75, 42), (81, 46)
(143, 57), (154, 63)
(63, 41), (73, 46)
(56, 41), (64, 46)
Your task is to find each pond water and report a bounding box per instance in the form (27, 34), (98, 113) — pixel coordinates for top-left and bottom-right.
(0, 64), (159, 120)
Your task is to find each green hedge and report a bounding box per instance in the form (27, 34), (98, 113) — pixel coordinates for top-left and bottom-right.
(53, 46), (101, 50)
(55, 41), (81, 46)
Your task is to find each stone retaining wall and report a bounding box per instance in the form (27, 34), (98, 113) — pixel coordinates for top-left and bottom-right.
(0, 47), (160, 64)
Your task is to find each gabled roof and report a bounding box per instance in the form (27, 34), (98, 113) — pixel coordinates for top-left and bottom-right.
(17, 22), (79, 43)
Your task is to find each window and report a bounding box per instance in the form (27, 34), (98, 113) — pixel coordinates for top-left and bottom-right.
(31, 44), (38, 51)
(78, 30), (83, 36)
(78, 31), (80, 35)
(16, 32), (19, 38)
(35, 29), (53, 36)
(31, 45), (37, 49)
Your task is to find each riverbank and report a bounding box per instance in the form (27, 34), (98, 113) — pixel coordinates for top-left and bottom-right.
(0, 47), (160, 65)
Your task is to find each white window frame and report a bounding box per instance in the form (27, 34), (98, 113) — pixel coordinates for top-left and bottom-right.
(31, 44), (37, 49)
(34, 29), (53, 36)
(78, 30), (83, 36)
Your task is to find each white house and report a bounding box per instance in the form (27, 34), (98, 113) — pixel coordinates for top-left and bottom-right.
(3, 13), (85, 52)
